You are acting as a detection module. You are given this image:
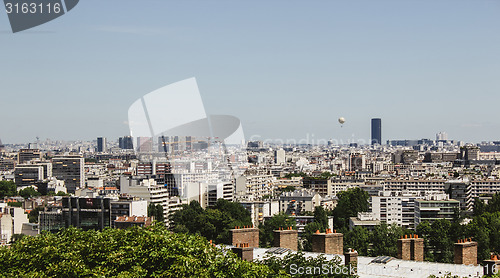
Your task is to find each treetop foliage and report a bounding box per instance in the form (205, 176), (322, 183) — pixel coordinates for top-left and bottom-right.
(170, 199), (252, 244)
(0, 180), (17, 198)
(333, 187), (369, 230)
(0, 225), (282, 278)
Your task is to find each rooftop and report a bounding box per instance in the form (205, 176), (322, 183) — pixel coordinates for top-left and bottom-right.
(251, 248), (482, 278)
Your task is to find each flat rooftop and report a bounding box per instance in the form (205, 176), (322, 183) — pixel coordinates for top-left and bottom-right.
(252, 248), (482, 278)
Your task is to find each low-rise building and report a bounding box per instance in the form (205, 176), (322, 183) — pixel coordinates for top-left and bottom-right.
(414, 194), (460, 225)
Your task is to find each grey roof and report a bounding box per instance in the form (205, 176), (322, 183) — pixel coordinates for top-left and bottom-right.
(252, 248), (482, 278)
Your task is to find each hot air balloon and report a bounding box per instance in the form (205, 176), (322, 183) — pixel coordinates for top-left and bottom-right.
(338, 117), (345, 127)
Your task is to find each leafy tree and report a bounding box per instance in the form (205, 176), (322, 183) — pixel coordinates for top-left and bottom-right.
(18, 187), (41, 199)
(301, 222), (324, 251)
(416, 221), (434, 261)
(147, 203), (164, 223)
(300, 207), (330, 251)
(333, 188), (369, 230)
(428, 219), (454, 263)
(170, 200), (252, 244)
(473, 197), (486, 217)
(55, 191), (69, 196)
(368, 223), (405, 257)
(28, 207), (44, 223)
(343, 226), (370, 255)
(213, 199), (252, 226)
(313, 206), (328, 230)
(259, 212), (296, 248)
(488, 193), (500, 212)
(0, 181), (17, 198)
(0, 226), (283, 277)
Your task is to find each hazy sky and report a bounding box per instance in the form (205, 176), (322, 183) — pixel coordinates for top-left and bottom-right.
(1, 0), (499, 144)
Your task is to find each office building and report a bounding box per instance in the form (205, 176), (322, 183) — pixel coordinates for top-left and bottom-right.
(62, 197), (112, 230)
(17, 149), (41, 164)
(371, 118), (382, 145)
(119, 136), (134, 150)
(97, 137), (107, 153)
(14, 165), (44, 188)
(52, 155), (84, 194)
(436, 132), (448, 141)
(414, 194), (459, 225)
(274, 149), (286, 164)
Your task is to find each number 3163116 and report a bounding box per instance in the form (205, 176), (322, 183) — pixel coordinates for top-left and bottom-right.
(5, 2), (62, 14)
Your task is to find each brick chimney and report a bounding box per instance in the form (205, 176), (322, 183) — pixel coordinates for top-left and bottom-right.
(411, 235), (424, 261)
(454, 238), (478, 265)
(397, 235), (411, 260)
(312, 229), (343, 255)
(232, 243), (253, 261)
(273, 227), (298, 251)
(483, 254), (500, 276)
(397, 234), (423, 261)
(230, 226), (259, 248)
(344, 248), (358, 273)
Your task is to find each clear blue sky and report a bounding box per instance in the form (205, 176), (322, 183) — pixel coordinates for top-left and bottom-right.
(1, 0), (499, 144)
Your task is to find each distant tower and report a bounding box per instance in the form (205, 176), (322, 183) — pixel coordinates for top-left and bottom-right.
(371, 118), (382, 145)
(97, 137), (107, 152)
(436, 132), (448, 141)
(119, 136), (134, 149)
(0, 137), (4, 152)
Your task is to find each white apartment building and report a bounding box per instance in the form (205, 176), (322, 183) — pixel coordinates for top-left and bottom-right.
(371, 191), (420, 229)
(382, 178), (446, 194)
(235, 174), (275, 200)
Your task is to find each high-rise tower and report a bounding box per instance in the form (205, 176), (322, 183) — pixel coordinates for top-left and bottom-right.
(97, 137), (107, 153)
(371, 118), (382, 145)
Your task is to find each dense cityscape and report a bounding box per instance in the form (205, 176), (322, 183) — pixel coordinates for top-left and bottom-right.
(1, 0), (499, 277)
(2, 118), (500, 277)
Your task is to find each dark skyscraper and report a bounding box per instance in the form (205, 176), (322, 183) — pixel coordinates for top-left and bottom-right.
(119, 136), (134, 150)
(97, 137), (107, 153)
(371, 118), (382, 145)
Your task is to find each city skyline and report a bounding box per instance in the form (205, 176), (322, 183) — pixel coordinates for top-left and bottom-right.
(1, 0), (499, 144)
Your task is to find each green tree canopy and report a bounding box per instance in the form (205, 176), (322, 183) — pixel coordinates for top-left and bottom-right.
(0, 226), (282, 277)
(147, 203), (164, 223)
(259, 212), (296, 248)
(0, 181), (17, 198)
(343, 226), (370, 255)
(333, 187), (369, 230)
(368, 223), (406, 257)
(18, 187), (41, 199)
(170, 199), (252, 244)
